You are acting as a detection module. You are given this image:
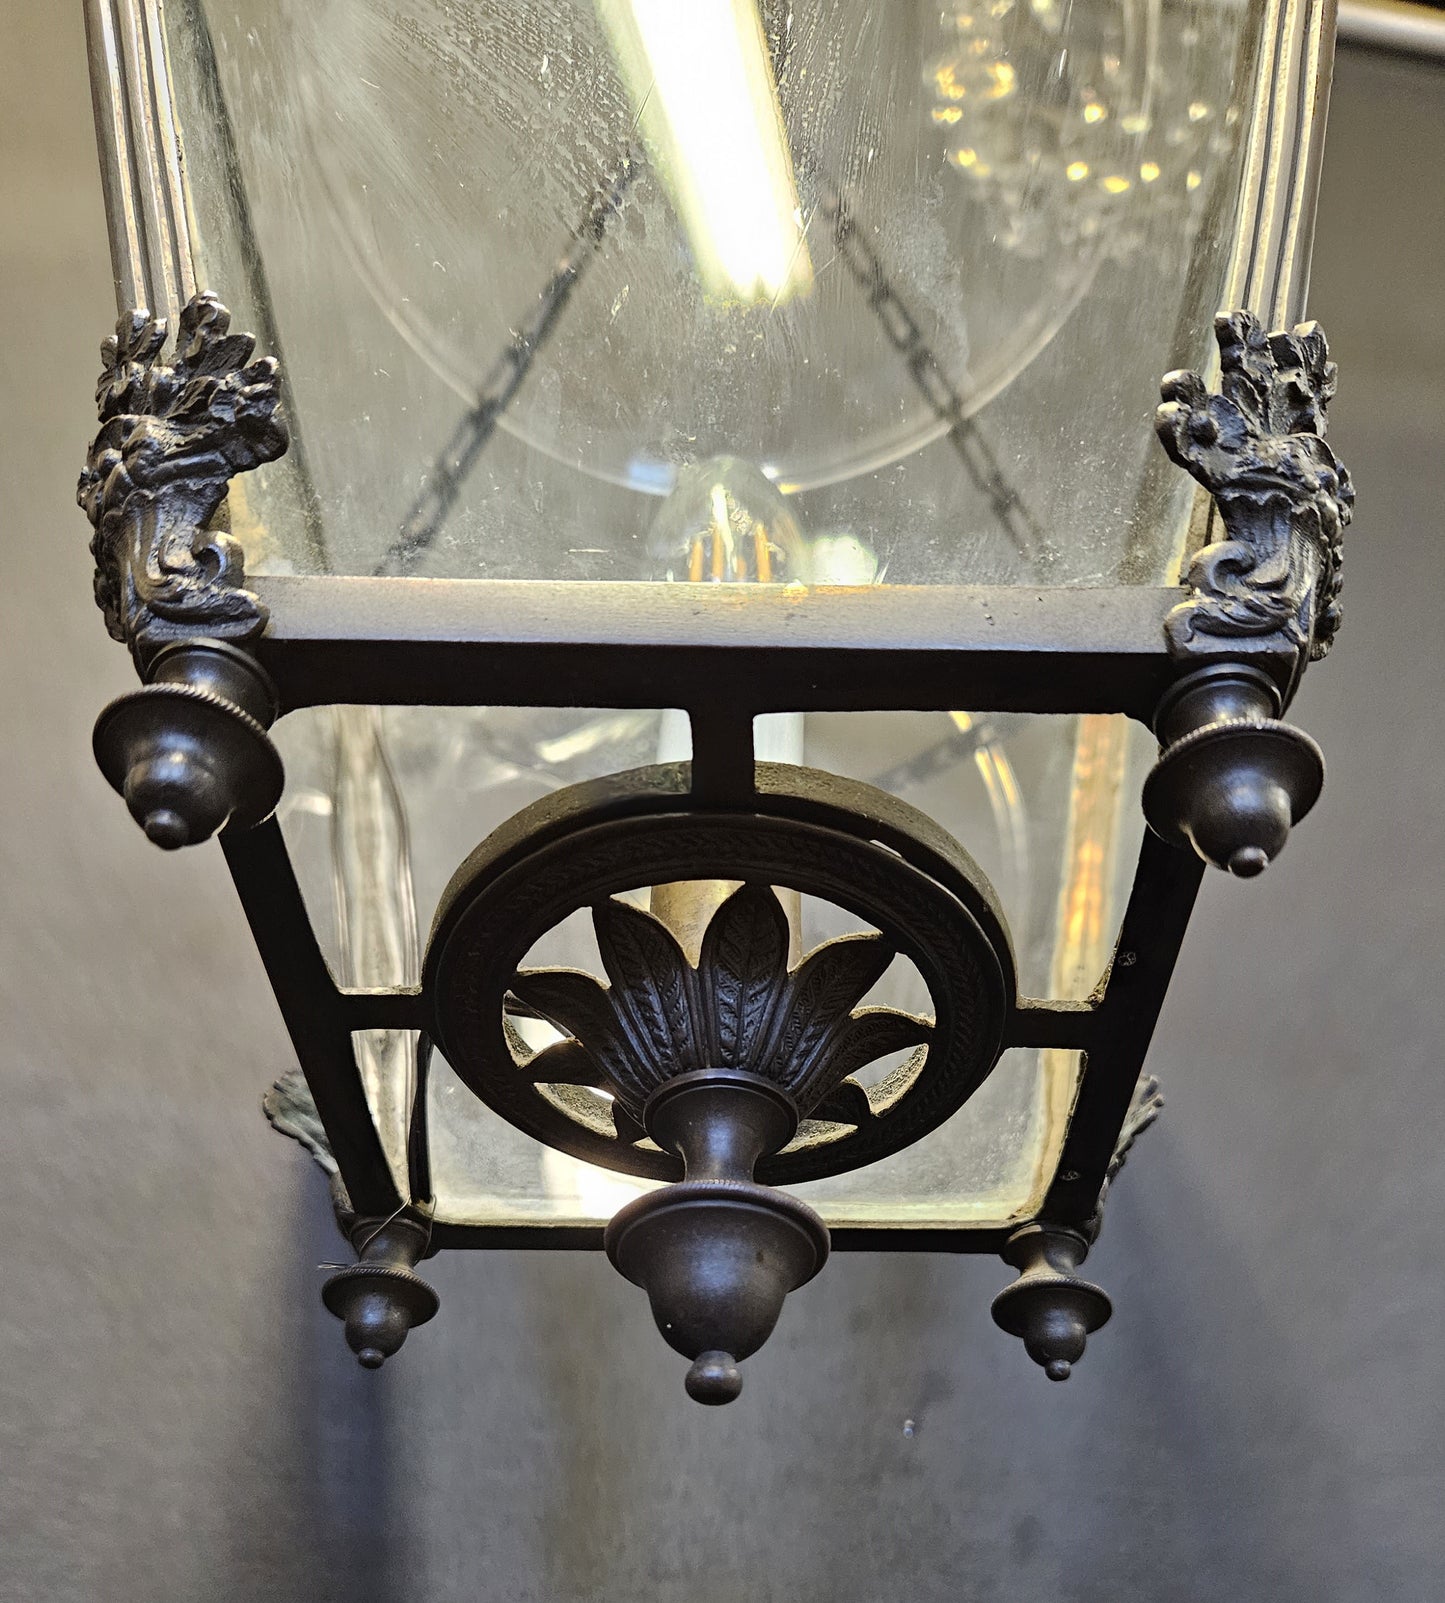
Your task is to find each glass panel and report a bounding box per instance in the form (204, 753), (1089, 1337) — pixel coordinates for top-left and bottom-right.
(428, 1046), (1068, 1229)
(168, 0), (1266, 591)
(805, 711), (1152, 999)
(274, 704), (1152, 1229)
(273, 707), (419, 1188)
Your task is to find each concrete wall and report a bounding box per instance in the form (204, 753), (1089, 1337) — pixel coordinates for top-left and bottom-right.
(2, 10), (1441, 1599)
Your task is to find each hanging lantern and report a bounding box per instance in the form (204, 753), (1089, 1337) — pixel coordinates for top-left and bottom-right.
(76, 0), (1351, 1401)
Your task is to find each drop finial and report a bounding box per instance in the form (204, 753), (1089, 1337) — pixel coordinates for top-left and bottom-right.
(991, 1224), (1112, 1381)
(605, 1072), (828, 1407)
(322, 1210), (439, 1370)
(686, 1351), (743, 1405)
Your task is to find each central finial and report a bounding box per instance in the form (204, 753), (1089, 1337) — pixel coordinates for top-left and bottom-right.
(510, 883), (931, 1400)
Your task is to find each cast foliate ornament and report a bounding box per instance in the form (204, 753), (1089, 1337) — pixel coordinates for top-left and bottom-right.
(510, 882), (931, 1127)
(1083, 1071), (1164, 1241)
(263, 1067), (355, 1230)
(1156, 311), (1353, 679)
(77, 293), (287, 666)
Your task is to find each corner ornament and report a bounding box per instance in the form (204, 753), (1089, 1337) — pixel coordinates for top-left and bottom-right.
(1157, 311), (1354, 678)
(77, 293), (287, 668)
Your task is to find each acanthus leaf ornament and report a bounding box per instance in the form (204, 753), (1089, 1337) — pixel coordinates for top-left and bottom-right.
(1084, 1072), (1164, 1241)
(505, 880), (949, 1401)
(1156, 311), (1354, 680)
(508, 882), (931, 1124)
(262, 1066), (355, 1231)
(77, 293), (288, 667)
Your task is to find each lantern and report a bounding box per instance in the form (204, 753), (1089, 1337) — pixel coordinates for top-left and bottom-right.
(77, 0), (1351, 1401)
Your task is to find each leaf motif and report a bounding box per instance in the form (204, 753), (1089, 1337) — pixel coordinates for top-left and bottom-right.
(698, 883), (789, 1069)
(611, 1102), (647, 1145)
(758, 934), (893, 1099)
(825, 1008), (933, 1085)
(522, 1038), (608, 1087)
(262, 1067), (337, 1175)
(507, 968), (643, 1102)
(809, 1079), (873, 1128)
(593, 898), (697, 1081)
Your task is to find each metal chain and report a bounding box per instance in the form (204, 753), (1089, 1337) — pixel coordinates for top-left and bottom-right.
(384, 148), (1046, 575)
(378, 148), (641, 576)
(867, 712), (1027, 795)
(818, 180), (1051, 570)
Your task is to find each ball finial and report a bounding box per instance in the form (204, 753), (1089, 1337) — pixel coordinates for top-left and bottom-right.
(143, 808), (190, 850)
(1228, 844), (1270, 878)
(685, 1351), (743, 1405)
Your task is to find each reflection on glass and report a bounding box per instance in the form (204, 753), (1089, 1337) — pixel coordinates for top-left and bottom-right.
(172, 0), (1263, 582)
(932, 0), (1239, 258)
(598, 0), (813, 303)
(331, 707), (419, 1188)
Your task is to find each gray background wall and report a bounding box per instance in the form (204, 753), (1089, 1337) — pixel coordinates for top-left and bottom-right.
(2, 10), (1442, 1601)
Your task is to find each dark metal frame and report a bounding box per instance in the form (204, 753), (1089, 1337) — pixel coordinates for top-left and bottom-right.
(74, 287), (1348, 1400)
(219, 573), (1217, 1252)
(73, 0), (1348, 1388)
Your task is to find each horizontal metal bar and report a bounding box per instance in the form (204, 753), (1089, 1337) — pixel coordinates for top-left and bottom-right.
(339, 988), (428, 1030)
(250, 575), (1190, 721)
(1004, 1000), (1100, 1051)
(428, 1221), (1016, 1255)
(1338, 0), (1445, 60)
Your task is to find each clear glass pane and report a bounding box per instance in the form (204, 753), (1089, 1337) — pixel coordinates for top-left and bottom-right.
(274, 705), (1151, 1229)
(428, 1045), (1069, 1229)
(214, 1), (1213, 1229)
(168, 0), (1265, 590)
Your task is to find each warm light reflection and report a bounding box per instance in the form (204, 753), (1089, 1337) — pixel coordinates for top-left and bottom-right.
(541, 1147), (657, 1218)
(1051, 716), (1131, 1002)
(1028, 715), (1133, 1213)
(600, 0), (813, 303)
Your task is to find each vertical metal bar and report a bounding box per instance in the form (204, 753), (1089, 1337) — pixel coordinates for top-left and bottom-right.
(1223, 0), (1338, 326)
(1273, 0), (1338, 322)
(221, 819), (403, 1217)
(141, 0), (198, 305)
(82, 0), (198, 324)
(116, 0), (189, 327)
(83, 0), (146, 313)
(113, 0), (177, 324)
(1040, 832), (1206, 1226)
(687, 709), (758, 806)
(407, 1036), (435, 1204)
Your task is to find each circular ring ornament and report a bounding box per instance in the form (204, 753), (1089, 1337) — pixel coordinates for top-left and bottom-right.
(425, 763), (1016, 1186)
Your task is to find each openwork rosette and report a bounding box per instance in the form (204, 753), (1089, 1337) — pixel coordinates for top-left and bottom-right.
(509, 882), (931, 1141)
